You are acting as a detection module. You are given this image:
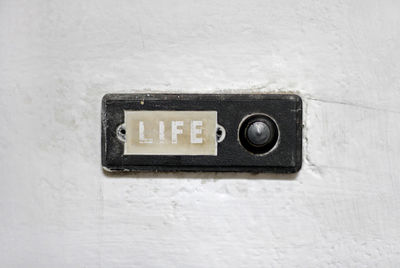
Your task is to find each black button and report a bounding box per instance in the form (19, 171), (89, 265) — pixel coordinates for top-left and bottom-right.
(239, 114), (278, 154)
(246, 121), (272, 146)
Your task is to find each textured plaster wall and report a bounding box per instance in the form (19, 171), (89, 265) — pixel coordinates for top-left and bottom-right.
(1, 0), (400, 267)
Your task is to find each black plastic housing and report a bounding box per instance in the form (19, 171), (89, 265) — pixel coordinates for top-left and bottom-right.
(101, 93), (302, 173)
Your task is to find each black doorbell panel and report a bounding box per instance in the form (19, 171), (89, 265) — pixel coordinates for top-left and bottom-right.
(102, 93), (302, 173)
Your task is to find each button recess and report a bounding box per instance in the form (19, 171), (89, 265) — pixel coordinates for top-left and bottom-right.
(238, 114), (279, 155)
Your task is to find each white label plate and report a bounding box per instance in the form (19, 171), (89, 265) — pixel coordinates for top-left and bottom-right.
(124, 111), (217, 155)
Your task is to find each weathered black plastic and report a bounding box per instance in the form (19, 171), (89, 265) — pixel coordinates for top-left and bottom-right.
(102, 93), (302, 173)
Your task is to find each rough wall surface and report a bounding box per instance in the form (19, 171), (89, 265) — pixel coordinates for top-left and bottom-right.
(1, 0), (400, 267)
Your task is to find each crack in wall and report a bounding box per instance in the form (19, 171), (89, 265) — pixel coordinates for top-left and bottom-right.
(306, 97), (400, 115)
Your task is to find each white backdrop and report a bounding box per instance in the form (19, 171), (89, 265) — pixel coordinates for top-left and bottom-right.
(1, 0), (400, 267)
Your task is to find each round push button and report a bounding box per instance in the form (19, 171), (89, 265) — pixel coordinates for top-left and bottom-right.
(246, 121), (271, 146)
(239, 114), (278, 154)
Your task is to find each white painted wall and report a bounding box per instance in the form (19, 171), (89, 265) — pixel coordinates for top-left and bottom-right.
(1, 0), (400, 267)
